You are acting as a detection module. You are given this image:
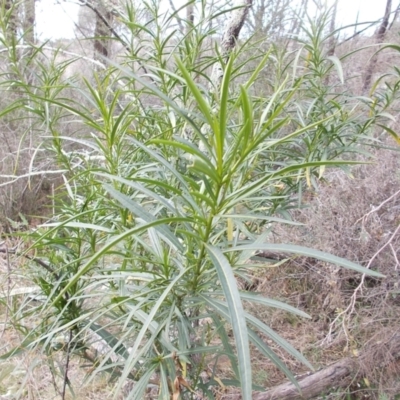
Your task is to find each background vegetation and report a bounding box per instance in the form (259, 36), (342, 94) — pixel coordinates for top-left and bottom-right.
(0, 0), (399, 399)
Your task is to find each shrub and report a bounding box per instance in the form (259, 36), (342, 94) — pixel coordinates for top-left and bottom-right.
(1, 3), (397, 399)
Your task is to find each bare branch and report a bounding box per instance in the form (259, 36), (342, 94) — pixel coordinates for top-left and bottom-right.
(167, 0), (184, 32)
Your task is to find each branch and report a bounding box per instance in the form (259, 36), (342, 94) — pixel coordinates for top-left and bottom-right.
(79, 0), (154, 80)
(83, 1), (127, 49)
(254, 360), (354, 400)
(220, 0), (252, 54)
(0, 243), (59, 279)
(324, 191), (400, 344)
(254, 332), (400, 400)
(167, 0), (184, 33)
(362, 0), (393, 92)
(354, 188), (400, 226)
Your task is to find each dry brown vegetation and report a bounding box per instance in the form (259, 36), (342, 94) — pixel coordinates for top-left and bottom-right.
(250, 142), (400, 397)
(1, 1), (400, 399)
(1, 146), (399, 399)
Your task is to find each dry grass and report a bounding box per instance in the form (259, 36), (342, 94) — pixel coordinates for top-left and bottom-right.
(245, 140), (400, 398)
(0, 240), (117, 399)
(1, 144), (400, 399)
(1, 23), (400, 400)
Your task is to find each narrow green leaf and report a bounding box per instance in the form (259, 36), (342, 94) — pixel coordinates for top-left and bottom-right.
(210, 313), (240, 379)
(103, 183), (184, 251)
(379, 124), (400, 146)
(89, 323), (130, 359)
(248, 329), (300, 392)
(243, 49), (272, 91)
(159, 363), (170, 400)
(218, 54), (235, 167)
(125, 308), (177, 354)
(42, 222), (113, 233)
(152, 138), (212, 165)
(127, 138), (202, 214)
(26, 208), (110, 253)
(176, 346), (222, 357)
(245, 312), (314, 371)
(327, 55), (344, 84)
(175, 57), (215, 128)
(105, 58), (204, 137)
(257, 76), (290, 129)
(225, 160), (365, 209)
(125, 365), (158, 400)
(218, 214), (303, 225)
(190, 157), (220, 183)
(95, 172), (178, 214)
(225, 243), (385, 277)
(0, 286), (39, 298)
(50, 217), (189, 307)
(205, 245), (252, 400)
(239, 85), (253, 149)
(205, 297), (313, 370)
(264, 112), (338, 149)
(115, 270), (186, 394)
(212, 291), (310, 319)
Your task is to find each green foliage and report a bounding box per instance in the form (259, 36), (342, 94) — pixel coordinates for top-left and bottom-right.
(0, 2), (397, 399)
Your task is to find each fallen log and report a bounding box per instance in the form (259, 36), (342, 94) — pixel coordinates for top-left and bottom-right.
(253, 332), (400, 400)
(253, 359), (355, 400)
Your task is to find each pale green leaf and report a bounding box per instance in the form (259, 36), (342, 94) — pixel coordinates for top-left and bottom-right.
(42, 222), (113, 233)
(103, 183), (184, 251)
(212, 291), (310, 318)
(205, 245), (252, 400)
(248, 329), (300, 391)
(125, 365), (158, 400)
(206, 297), (313, 370)
(225, 243), (385, 277)
(327, 55), (344, 84)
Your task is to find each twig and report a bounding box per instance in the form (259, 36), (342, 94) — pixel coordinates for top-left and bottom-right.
(82, 1), (155, 81)
(390, 243), (399, 271)
(0, 45), (106, 69)
(323, 190), (400, 344)
(324, 223), (400, 345)
(0, 243), (11, 339)
(0, 245), (60, 279)
(167, 0), (185, 33)
(354, 188), (400, 226)
(61, 330), (73, 400)
(338, 21), (379, 45)
(0, 169), (68, 188)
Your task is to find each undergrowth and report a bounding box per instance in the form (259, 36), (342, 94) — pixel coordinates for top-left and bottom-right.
(0, 2), (399, 399)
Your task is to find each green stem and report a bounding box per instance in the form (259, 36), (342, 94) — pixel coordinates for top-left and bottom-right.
(191, 179), (228, 292)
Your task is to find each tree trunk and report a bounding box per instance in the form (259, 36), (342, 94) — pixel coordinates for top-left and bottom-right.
(23, 0), (36, 44)
(220, 0), (252, 54)
(327, 0), (338, 56)
(210, 0), (253, 89)
(93, 0), (113, 60)
(289, 0), (308, 39)
(186, 2), (194, 35)
(324, 0), (338, 85)
(253, 332), (400, 400)
(254, 359), (355, 400)
(362, 0), (392, 93)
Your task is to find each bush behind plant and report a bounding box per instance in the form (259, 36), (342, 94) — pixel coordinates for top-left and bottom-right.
(0, 3), (398, 399)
